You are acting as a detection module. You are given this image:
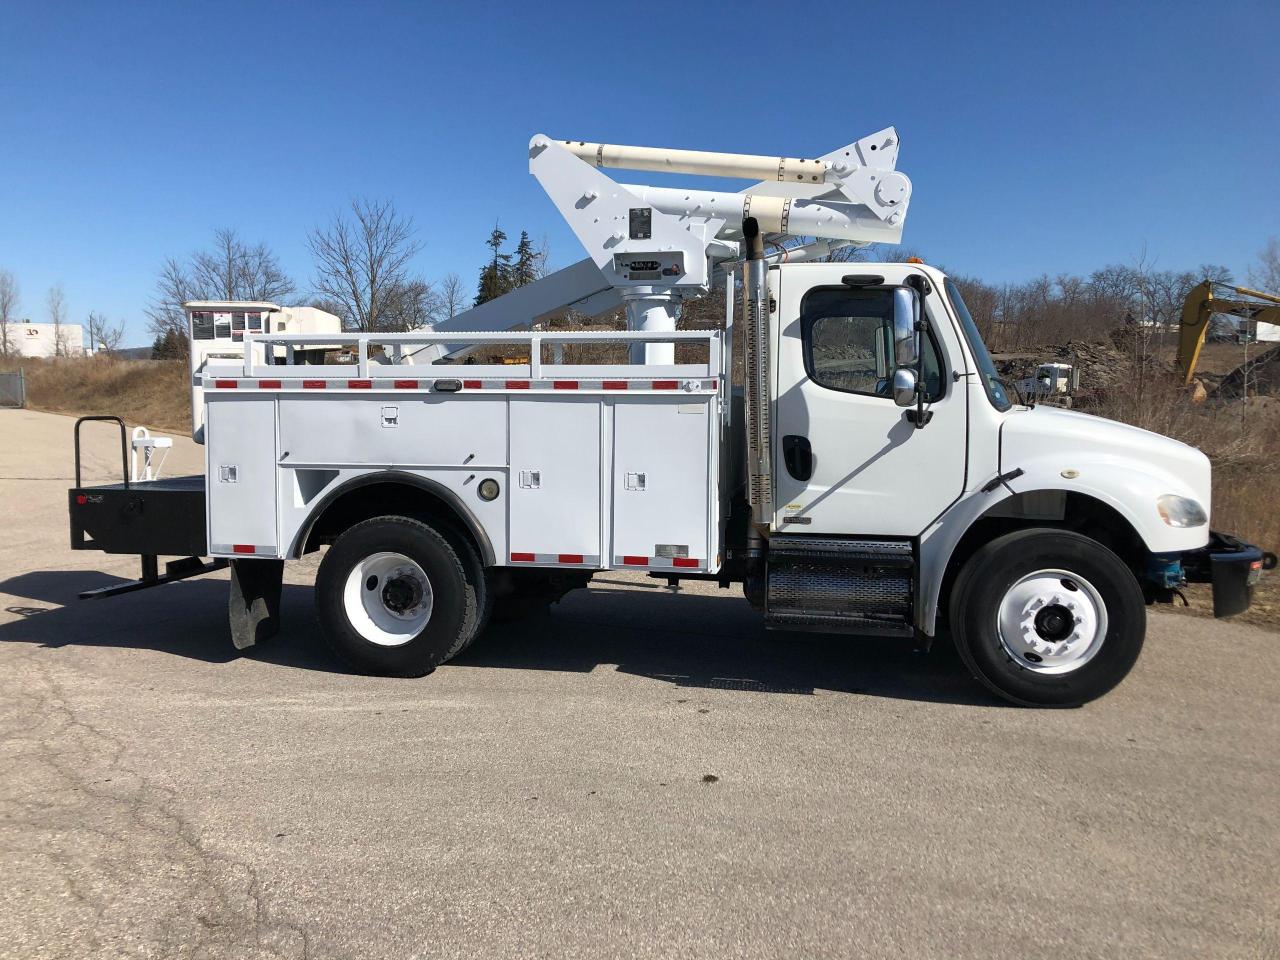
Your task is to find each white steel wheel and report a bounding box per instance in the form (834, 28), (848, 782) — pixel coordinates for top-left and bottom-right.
(995, 569), (1108, 675)
(342, 551), (434, 646)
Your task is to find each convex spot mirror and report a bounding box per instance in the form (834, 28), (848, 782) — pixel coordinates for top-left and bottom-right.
(892, 368), (918, 407)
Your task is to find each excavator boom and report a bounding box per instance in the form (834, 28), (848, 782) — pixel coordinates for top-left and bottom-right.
(1177, 280), (1280, 384)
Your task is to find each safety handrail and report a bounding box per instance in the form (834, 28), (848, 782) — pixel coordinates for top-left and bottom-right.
(74, 415), (129, 489)
(237, 329), (722, 380)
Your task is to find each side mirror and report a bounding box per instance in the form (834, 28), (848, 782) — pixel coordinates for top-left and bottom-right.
(892, 368), (918, 407)
(892, 287), (919, 367)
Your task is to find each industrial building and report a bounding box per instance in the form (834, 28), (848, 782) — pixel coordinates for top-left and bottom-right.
(2, 320), (85, 358)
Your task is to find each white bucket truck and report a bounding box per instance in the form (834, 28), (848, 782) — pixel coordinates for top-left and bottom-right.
(69, 129), (1271, 706)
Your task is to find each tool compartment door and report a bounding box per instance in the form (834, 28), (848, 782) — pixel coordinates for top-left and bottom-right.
(611, 398), (711, 564)
(206, 398), (278, 554)
(508, 399), (601, 561)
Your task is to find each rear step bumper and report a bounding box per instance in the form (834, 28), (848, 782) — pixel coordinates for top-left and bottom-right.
(80, 557), (228, 600)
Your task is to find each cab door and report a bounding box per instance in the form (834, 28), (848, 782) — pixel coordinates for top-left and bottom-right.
(771, 265), (967, 537)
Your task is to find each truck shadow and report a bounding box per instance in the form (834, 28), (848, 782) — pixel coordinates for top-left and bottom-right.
(0, 571), (1003, 706)
(457, 586), (1002, 706)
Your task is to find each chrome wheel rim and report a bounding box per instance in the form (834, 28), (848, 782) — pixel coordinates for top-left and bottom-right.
(343, 551), (433, 647)
(996, 569), (1107, 675)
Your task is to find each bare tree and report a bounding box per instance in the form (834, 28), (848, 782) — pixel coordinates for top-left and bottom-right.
(86, 311), (126, 356)
(144, 256), (198, 351)
(47, 283), (69, 358)
(533, 236), (553, 280)
(191, 228), (296, 302)
(436, 272), (466, 322)
(1249, 237), (1280, 293)
(145, 230), (296, 351)
(0, 269), (18, 358)
(381, 278), (441, 332)
(308, 199), (424, 332)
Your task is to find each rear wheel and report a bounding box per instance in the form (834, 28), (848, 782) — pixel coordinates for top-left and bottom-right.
(949, 528), (1145, 707)
(316, 516), (479, 676)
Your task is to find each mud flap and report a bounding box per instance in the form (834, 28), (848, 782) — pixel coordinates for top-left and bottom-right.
(229, 558), (283, 650)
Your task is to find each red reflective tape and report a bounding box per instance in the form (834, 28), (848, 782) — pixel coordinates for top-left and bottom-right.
(213, 379), (237, 388)
(258, 379), (281, 389)
(553, 380), (579, 390)
(393, 379), (418, 389)
(672, 557), (700, 568)
(348, 379), (372, 389)
(510, 552), (536, 562)
(505, 380), (530, 389)
(233, 544), (255, 555)
(603, 381), (628, 390)
(303, 380), (326, 389)
(558, 553), (584, 564)
(622, 555), (648, 566)
(463, 379), (482, 389)
(652, 380), (678, 390)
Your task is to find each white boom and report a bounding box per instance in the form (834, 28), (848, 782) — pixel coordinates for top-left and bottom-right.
(426, 129), (912, 364)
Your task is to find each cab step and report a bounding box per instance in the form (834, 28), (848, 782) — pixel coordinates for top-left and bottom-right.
(764, 536), (914, 636)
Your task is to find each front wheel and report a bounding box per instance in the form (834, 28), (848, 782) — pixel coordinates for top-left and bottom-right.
(315, 516), (479, 677)
(949, 528), (1146, 707)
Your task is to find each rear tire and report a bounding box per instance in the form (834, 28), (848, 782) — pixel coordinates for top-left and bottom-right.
(949, 528), (1145, 707)
(316, 516), (478, 677)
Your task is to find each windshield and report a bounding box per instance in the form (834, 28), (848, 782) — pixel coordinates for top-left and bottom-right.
(945, 278), (1012, 412)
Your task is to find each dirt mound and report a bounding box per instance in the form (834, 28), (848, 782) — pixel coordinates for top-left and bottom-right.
(1216, 344), (1280, 399)
(993, 327), (1167, 396)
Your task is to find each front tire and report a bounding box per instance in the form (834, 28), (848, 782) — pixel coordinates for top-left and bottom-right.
(949, 528), (1145, 707)
(316, 516), (478, 677)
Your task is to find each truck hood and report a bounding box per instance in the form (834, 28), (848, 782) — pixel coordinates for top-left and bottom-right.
(1000, 405), (1212, 523)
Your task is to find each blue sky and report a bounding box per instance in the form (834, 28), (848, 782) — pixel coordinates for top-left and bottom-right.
(2, 0), (1278, 346)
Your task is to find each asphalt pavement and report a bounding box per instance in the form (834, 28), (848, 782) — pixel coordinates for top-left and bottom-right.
(1, 409), (1276, 959)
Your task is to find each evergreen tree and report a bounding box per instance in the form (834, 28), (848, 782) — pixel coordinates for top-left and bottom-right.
(513, 231), (538, 288)
(152, 328), (186, 359)
(474, 225), (513, 306)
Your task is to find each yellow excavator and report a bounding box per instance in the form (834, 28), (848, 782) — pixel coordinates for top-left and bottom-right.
(1177, 280), (1280, 384)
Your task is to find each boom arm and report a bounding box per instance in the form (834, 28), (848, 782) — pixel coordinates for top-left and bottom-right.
(1178, 281), (1280, 384)
(427, 129), (913, 365)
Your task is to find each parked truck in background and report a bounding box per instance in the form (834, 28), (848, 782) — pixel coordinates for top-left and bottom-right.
(1014, 361), (1078, 405)
(68, 129), (1272, 706)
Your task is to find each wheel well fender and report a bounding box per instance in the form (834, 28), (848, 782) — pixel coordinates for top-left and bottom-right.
(291, 471), (496, 566)
(920, 488), (1149, 636)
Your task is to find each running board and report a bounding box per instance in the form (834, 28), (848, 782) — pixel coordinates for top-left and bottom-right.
(764, 536), (914, 636)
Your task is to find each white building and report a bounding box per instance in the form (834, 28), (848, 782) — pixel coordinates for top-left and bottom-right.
(3, 320), (86, 358)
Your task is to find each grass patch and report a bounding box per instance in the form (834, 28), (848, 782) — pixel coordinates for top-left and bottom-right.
(1, 356), (192, 435)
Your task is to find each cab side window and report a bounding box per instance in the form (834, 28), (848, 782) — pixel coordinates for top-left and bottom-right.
(801, 287), (943, 400)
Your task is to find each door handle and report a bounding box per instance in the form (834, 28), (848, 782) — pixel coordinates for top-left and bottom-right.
(782, 435), (813, 481)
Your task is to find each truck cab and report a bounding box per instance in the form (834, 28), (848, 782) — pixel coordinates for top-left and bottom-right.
(741, 258), (1266, 703)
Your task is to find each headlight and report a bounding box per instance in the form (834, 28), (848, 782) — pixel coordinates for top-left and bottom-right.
(1157, 494), (1207, 528)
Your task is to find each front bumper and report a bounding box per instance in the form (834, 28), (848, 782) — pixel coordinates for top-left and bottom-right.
(1181, 531), (1277, 618)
